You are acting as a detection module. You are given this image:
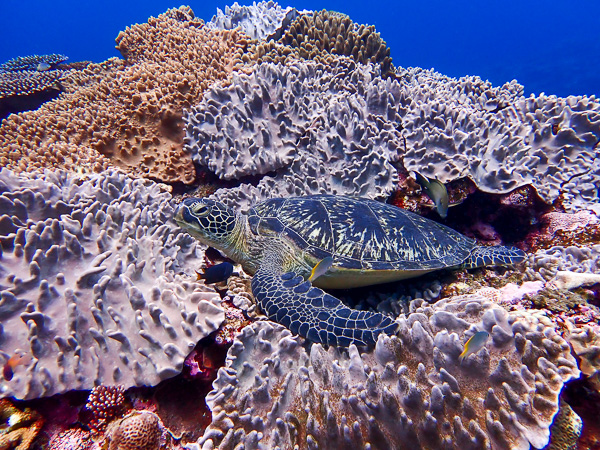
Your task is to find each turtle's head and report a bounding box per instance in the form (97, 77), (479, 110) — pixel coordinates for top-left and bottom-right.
(175, 198), (239, 249)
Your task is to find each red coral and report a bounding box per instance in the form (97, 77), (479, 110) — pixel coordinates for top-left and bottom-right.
(84, 385), (128, 434)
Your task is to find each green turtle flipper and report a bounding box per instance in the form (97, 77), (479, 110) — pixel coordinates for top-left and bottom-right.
(251, 254), (398, 347)
(463, 245), (526, 269)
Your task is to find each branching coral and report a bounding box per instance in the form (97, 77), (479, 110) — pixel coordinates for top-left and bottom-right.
(0, 7), (247, 184)
(85, 385), (128, 434)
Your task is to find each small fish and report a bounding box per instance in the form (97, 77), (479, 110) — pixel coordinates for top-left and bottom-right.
(458, 331), (490, 363)
(195, 262), (234, 284)
(3, 352), (31, 381)
(415, 172), (449, 218)
(308, 256), (334, 283)
(36, 62), (51, 71)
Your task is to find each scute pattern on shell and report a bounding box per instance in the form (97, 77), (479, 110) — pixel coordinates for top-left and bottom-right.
(198, 295), (579, 450)
(249, 195), (474, 270)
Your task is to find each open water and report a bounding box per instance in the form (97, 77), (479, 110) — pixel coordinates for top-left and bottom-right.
(1, 0), (598, 97)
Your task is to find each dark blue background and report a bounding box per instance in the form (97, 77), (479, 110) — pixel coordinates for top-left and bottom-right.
(1, 1), (598, 97)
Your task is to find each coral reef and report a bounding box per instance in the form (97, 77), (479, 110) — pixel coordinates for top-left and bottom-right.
(397, 66), (600, 213)
(185, 57), (402, 210)
(0, 169), (224, 400)
(199, 295), (579, 449)
(206, 1), (299, 41)
(85, 385), (127, 434)
(0, 398), (44, 450)
(0, 7), (247, 184)
(103, 411), (165, 450)
(238, 9), (394, 77)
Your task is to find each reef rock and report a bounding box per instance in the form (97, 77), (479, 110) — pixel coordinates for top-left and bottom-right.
(0, 169), (224, 400)
(198, 295), (579, 450)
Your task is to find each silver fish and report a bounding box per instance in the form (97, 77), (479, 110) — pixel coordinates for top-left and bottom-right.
(415, 172), (449, 218)
(36, 62), (51, 71)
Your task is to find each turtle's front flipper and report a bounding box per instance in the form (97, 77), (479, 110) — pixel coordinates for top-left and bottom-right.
(251, 254), (398, 347)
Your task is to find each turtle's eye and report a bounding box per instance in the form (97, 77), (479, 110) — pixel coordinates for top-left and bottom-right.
(191, 203), (210, 217)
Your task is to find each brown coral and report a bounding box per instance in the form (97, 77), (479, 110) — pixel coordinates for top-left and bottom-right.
(104, 411), (163, 450)
(239, 10), (393, 76)
(0, 398), (44, 450)
(0, 6), (247, 184)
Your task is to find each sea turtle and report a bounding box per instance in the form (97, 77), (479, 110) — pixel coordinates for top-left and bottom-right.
(174, 195), (526, 347)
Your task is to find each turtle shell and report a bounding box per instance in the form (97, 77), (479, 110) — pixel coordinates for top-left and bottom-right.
(247, 195), (476, 272)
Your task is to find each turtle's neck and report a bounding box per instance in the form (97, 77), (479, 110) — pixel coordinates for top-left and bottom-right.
(219, 213), (252, 267)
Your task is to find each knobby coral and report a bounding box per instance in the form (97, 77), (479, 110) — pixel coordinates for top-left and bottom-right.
(0, 169), (224, 400)
(0, 7), (247, 184)
(199, 295), (579, 449)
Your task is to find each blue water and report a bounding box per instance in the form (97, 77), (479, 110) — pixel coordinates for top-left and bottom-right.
(1, 0), (598, 97)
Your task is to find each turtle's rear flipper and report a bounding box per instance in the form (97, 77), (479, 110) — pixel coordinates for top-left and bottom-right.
(251, 268), (398, 347)
(463, 245), (527, 269)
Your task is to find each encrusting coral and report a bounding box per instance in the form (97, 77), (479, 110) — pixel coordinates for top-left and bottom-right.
(0, 6), (247, 184)
(199, 295), (580, 450)
(0, 168), (224, 400)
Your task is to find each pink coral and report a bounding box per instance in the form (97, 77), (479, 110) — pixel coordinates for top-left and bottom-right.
(542, 211), (599, 236)
(475, 281), (544, 306)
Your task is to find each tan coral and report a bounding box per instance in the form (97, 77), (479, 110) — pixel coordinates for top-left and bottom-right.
(545, 399), (582, 450)
(238, 10), (393, 76)
(104, 411), (166, 450)
(0, 6), (247, 184)
(0, 399), (44, 450)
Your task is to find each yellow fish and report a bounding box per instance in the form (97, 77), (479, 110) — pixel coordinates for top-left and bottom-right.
(458, 331), (490, 363)
(415, 172), (449, 219)
(308, 257), (334, 283)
